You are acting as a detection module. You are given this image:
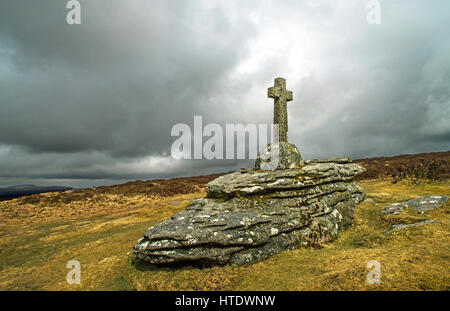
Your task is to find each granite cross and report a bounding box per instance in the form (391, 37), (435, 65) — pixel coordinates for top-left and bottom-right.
(268, 77), (293, 143)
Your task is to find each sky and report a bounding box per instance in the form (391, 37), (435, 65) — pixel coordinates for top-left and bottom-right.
(0, 0), (449, 188)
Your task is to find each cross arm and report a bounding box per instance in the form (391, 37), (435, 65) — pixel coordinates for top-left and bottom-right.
(268, 86), (293, 101)
(286, 90), (293, 101)
(268, 86), (279, 99)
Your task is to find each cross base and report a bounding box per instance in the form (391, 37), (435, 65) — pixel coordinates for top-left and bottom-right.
(255, 142), (303, 170)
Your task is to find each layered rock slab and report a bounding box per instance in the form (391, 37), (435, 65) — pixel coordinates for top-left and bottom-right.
(134, 162), (366, 266)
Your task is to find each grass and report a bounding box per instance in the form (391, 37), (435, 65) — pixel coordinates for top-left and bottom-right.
(0, 179), (449, 291)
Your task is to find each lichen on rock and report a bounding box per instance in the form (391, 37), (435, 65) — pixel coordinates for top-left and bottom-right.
(134, 161), (366, 266)
(382, 195), (448, 215)
(255, 142), (303, 170)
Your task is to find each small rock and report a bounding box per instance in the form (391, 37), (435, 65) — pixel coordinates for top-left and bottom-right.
(305, 158), (352, 164)
(385, 219), (437, 233)
(382, 195), (448, 215)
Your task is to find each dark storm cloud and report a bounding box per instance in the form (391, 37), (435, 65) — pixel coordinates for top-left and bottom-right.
(0, 0), (449, 187)
(290, 2), (450, 159)
(0, 0), (256, 157)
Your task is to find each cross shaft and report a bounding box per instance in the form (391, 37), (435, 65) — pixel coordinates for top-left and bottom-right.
(268, 77), (292, 143)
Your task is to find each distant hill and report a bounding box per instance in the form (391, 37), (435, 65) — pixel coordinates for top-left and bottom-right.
(1, 151), (448, 203)
(46, 151), (448, 205)
(0, 185), (73, 200)
(355, 151), (450, 180)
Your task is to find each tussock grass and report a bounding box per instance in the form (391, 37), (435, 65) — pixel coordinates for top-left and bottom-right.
(0, 180), (448, 291)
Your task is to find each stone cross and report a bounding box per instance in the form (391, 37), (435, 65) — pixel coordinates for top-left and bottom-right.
(268, 77), (293, 143)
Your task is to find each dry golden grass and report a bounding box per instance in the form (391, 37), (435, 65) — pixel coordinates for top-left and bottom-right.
(0, 179), (448, 291)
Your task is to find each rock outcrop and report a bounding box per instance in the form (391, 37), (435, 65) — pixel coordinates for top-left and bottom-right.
(134, 161), (366, 266)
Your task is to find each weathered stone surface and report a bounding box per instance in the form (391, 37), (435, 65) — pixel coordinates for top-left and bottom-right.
(305, 158), (352, 164)
(255, 142), (303, 170)
(268, 77), (293, 143)
(134, 161), (366, 266)
(211, 162), (364, 198)
(382, 195), (448, 215)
